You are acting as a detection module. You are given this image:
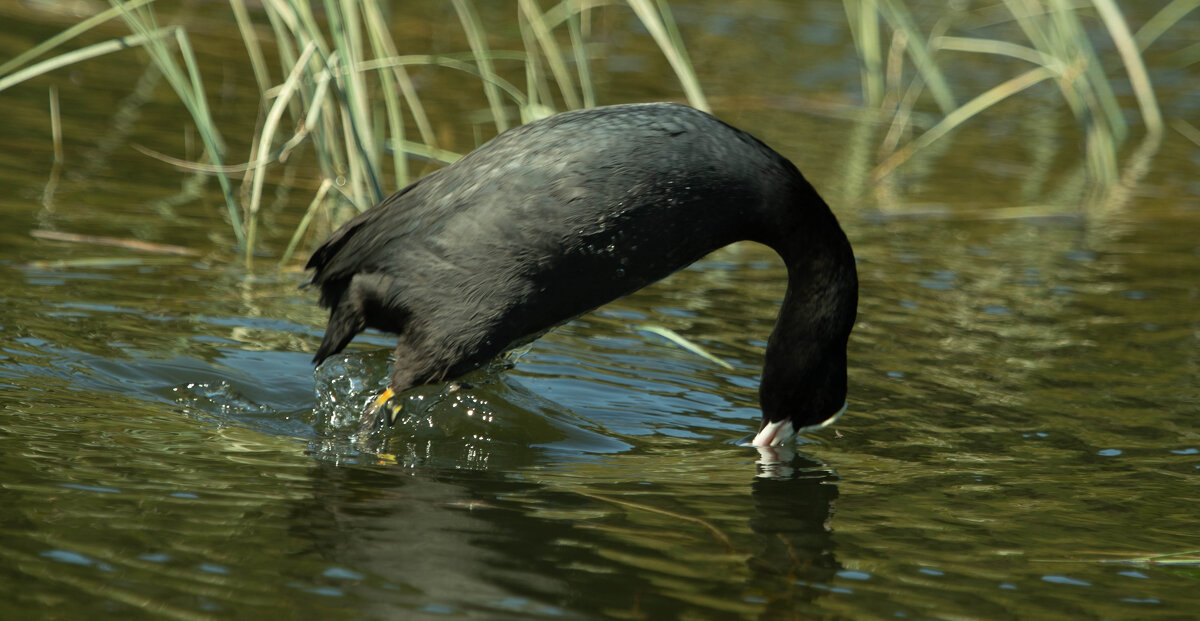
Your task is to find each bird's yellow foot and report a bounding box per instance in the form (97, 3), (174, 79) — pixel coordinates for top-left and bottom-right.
(368, 387), (403, 425)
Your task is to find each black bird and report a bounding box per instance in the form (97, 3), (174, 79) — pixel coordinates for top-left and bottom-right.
(307, 102), (857, 446)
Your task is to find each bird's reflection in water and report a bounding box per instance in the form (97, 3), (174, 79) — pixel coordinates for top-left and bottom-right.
(306, 351), (844, 615)
(745, 445), (841, 615)
(295, 411), (846, 615)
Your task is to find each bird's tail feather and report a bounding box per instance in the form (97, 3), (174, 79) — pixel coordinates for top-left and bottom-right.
(313, 298), (365, 365)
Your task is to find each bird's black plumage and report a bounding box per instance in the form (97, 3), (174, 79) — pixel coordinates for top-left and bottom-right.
(307, 102), (857, 445)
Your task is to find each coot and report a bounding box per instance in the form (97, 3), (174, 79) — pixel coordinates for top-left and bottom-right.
(308, 102), (857, 446)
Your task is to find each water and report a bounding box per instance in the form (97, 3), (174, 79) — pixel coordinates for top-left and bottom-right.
(2, 2), (1199, 619)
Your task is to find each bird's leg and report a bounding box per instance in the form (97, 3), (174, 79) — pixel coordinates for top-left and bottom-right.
(367, 387), (403, 425)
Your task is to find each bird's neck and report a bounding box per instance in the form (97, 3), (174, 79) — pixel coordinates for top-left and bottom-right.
(756, 179), (858, 432)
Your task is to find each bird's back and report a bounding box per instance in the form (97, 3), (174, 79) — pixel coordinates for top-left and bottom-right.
(308, 103), (801, 389)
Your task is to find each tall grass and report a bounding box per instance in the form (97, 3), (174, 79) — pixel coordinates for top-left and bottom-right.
(845, 0), (1180, 186)
(0, 0), (706, 267)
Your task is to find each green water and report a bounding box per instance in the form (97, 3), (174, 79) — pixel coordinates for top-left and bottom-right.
(2, 2), (1199, 619)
